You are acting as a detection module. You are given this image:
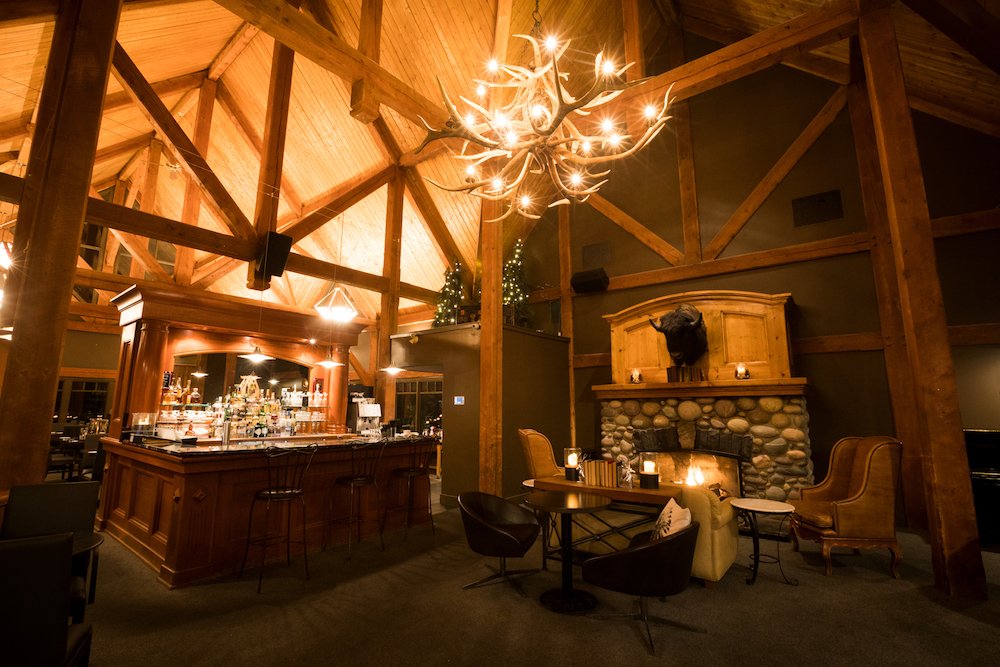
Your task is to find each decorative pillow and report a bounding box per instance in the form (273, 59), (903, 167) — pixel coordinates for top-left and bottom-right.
(652, 498), (692, 540)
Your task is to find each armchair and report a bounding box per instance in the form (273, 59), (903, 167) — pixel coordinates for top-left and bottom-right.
(582, 522), (702, 655)
(517, 428), (563, 478)
(458, 492), (540, 595)
(678, 486), (738, 584)
(789, 436), (903, 577)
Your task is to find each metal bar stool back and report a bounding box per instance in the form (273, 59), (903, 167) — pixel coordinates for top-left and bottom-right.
(328, 439), (388, 557)
(381, 439), (437, 541)
(239, 445), (318, 593)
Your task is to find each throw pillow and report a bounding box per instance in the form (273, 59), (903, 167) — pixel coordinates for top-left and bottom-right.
(652, 498), (692, 540)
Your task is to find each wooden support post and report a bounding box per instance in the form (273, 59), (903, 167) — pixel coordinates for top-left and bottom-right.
(858, 5), (986, 599)
(375, 170), (404, 416)
(327, 343), (349, 432)
(478, 201), (503, 494)
(247, 28), (296, 290)
(350, 0), (383, 123)
(557, 205), (576, 448)
(176, 79), (216, 285)
(846, 38), (927, 529)
(0, 0), (123, 490)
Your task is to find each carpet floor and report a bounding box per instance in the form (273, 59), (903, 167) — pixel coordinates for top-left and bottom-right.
(87, 509), (1000, 666)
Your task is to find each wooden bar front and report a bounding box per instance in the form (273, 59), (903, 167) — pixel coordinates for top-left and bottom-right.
(97, 436), (436, 588)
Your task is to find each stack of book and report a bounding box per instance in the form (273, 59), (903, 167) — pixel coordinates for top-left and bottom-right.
(582, 459), (617, 488)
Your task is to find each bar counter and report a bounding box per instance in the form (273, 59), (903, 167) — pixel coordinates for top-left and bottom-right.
(97, 435), (436, 588)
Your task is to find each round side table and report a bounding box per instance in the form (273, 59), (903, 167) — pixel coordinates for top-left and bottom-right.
(730, 497), (798, 586)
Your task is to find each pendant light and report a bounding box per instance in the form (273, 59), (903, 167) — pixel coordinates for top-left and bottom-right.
(316, 214), (357, 322)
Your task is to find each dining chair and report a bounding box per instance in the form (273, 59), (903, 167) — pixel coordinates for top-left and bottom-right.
(0, 533), (93, 666)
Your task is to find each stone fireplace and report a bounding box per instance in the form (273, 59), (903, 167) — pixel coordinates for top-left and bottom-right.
(593, 290), (814, 531)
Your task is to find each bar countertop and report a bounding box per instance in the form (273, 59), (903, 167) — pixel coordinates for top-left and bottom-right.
(117, 432), (433, 457)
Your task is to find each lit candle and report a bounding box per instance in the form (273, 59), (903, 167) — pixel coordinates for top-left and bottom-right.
(567, 452), (578, 468)
(642, 460), (656, 474)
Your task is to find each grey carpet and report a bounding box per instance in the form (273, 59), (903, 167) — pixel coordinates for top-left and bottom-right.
(87, 510), (1000, 666)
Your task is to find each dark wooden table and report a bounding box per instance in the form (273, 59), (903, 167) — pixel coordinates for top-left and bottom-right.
(523, 490), (611, 614)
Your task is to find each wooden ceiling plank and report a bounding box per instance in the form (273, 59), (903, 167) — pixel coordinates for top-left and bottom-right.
(618, 0), (858, 107)
(350, 0), (384, 123)
(111, 43), (256, 242)
(704, 86), (848, 260)
(207, 21), (260, 80)
(281, 164), (395, 243)
(900, 0), (1000, 76)
(0, 0), (57, 24)
(588, 193), (685, 265)
(213, 0), (448, 128)
(403, 166), (464, 268)
(94, 132), (154, 164)
(248, 29), (297, 290)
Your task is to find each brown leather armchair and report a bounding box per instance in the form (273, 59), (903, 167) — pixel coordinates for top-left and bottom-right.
(790, 436), (903, 577)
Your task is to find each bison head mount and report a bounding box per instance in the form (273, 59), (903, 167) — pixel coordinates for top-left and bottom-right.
(649, 304), (708, 367)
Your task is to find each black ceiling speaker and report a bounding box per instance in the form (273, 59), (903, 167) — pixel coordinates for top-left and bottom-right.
(570, 268), (609, 293)
(255, 231), (293, 278)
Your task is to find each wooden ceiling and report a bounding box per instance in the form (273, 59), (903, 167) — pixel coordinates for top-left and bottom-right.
(0, 0), (997, 326)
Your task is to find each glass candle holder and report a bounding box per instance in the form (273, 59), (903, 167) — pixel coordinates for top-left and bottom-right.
(564, 447), (581, 481)
(639, 451), (659, 489)
(735, 362), (751, 380)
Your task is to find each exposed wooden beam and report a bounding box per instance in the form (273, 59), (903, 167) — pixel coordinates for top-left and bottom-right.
(350, 0), (384, 123)
(0, 0), (58, 24)
(207, 21), (259, 80)
(901, 0), (1000, 75)
(403, 167), (465, 268)
(493, 0), (512, 63)
(349, 350), (373, 387)
(558, 205), (576, 447)
(859, 3), (985, 599)
(175, 78), (217, 285)
(248, 28), (297, 290)
(704, 86), (848, 259)
(68, 301), (119, 321)
(621, 0), (644, 80)
(931, 208), (1000, 238)
(588, 194), (685, 265)
(282, 165), (395, 243)
(213, 0), (448, 128)
(618, 0), (857, 107)
(112, 43), (255, 241)
(479, 199), (504, 495)
(94, 133), (154, 164)
(375, 170), (404, 413)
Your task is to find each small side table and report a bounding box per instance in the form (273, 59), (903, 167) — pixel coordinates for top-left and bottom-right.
(730, 497), (798, 586)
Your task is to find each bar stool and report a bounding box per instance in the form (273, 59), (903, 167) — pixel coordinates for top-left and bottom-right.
(381, 439), (436, 542)
(239, 445), (318, 593)
(327, 439), (388, 558)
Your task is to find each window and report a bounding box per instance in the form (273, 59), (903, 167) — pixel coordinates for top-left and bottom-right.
(395, 378), (442, 432)
(53, 378), (112, 423)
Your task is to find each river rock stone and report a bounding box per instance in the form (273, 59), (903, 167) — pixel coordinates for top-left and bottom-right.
(714, 399), (737, 418)
(769, 413), (791, 429)
(601, 436), (614, 446)
(677, 401), (702, 421)
(765, 486), (787, 501)
(661, 405), (678, 419)
(620, 442), (634, 455)
(727, 417), (750, 433)
(652, 414), (670, 428)
(631, 415), (652, 429)
(781, 428), (806, 443)
(710, 418), (726, 429)
(614, 414), (630, 426)
(747, 408), (771, 425)
(641, 401), (661, 416)
(696, 397), (715, 405)
(608, 400), (622, 409)
(759, 396), (784, 413)
(751, 425), (780, 438)
(623, 400), (641, 416)
(736, 398), (757, 411)
(787, 449), (807, 461)
(783, 404), (803, 414)
(763, 439), (788, 456)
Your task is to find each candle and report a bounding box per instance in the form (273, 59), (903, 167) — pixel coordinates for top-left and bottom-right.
(567, 452), (578, 468)
(642, 460), (656, 474)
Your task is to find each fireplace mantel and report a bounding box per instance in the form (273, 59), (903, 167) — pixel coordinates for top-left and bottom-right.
(593, 378), (807, 399)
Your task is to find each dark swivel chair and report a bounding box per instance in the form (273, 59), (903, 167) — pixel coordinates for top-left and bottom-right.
(457, 491), (540, 595)
(239, 445), (318, 593)
(1, 481), (102, 623)
(582, 522), (702, 655)
(328, 439), (388, 558)
(0, 533), (93, 666)
(381, 438), (436, 542)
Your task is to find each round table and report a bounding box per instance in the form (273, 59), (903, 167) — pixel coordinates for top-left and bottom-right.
(730, 497), (798, 586)
(523, 490), (611, 613)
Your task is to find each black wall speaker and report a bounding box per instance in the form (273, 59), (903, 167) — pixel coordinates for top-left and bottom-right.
(570, 267), (609, 293)
(255, 231), (293, 278)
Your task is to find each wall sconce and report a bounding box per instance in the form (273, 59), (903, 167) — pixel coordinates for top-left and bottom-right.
(735, 362), (750, 380)
(564, 447), (581, 481)
(639, 452), (659, 489)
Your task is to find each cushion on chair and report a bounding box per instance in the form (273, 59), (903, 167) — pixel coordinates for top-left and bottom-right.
(653, 498), (691, 540)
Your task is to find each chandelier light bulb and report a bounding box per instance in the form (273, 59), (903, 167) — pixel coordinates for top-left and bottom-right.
(600, 118), (615, 134)
(475, 83), (487, 97)
(544, 35), (558, 52)
(602, 60), (616, 76)
(465, 165), (477, 177)
(494, 111), (508, 127)
(464, 113), (476, 128)
(530, 104), (546, 119)
(570, 172), (583, 186)
(491, 176), (504, 192)
(519, 194), (531, 208)
(487, 58), (499, 74)
(505, 130), (518, 145)
(581, 140), (592, 153)
(644, 104), (657, 120)
(608, 133), (622, 148)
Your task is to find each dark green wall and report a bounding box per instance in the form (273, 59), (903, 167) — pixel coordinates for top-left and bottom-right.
(61, 330), (119, 370)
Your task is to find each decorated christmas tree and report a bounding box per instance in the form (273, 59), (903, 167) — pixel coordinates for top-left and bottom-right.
(433, 261), (464, 327)
(502, 238), (529, 326)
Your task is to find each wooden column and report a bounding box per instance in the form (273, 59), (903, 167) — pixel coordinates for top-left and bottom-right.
(557, 205), (576, 448)
(248, 29), (296, 290)
(858, 4), (985, 598)
(0, 0), (123, 490)
(350, 0), (383, 123)
(125, 319), (173, 423)
(375, 169), (403, 417)
(328, 343), (349, 432)
(479, 201), (503, 494)
(846, 38), (927, 528)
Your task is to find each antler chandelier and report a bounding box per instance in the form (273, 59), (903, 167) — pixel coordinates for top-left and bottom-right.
(418, 22), (672, 222)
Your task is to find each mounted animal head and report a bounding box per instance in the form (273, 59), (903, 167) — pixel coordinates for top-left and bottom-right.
(649, 304), (708, 367)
